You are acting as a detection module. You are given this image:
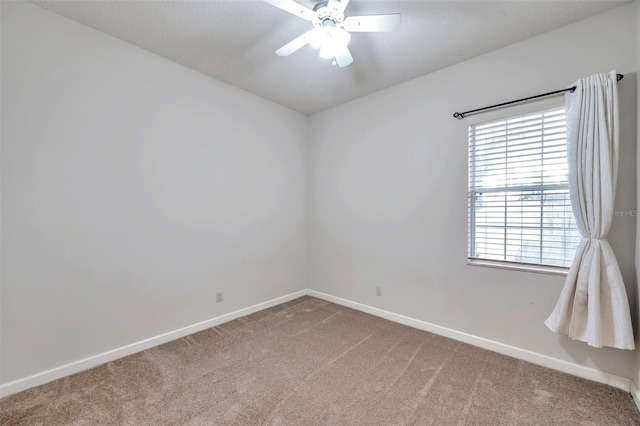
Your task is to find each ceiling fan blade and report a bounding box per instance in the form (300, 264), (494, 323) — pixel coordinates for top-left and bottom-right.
(275, 30), (315, 56)
(263, 0), (316, 21)
(343, 14), (402, 32)
(334, 45), (354, 67)
(327, 0), (350, 14)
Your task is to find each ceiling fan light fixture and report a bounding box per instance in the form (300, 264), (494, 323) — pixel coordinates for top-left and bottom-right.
(308, 28), (325, 48)
(317, 27), (350, 58)
(318, 45), (335, 59)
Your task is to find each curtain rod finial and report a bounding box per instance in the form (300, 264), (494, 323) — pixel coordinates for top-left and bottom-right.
(453, 112), (464, 120)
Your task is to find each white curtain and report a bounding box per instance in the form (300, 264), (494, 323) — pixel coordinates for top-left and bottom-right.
(544, 70), (634, 350)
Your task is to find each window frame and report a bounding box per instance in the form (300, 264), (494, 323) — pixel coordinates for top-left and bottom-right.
(465, 96), (576, 275)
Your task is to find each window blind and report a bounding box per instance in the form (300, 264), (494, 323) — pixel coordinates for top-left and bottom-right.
(468, 106), (580, 268)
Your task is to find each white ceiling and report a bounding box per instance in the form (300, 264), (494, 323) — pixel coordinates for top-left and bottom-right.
(31, 0), (630, 115)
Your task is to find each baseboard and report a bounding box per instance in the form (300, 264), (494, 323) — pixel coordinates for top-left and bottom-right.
(2, 288), (636, 405)
(0, 290), (307, 398)
(632, 381), (640, 413)
(307, 290), (633, 394)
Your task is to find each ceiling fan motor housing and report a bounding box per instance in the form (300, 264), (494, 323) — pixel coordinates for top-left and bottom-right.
(313, 0), (345, 27)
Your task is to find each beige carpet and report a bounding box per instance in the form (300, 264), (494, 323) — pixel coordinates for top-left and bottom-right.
(1, 296), (639, 425)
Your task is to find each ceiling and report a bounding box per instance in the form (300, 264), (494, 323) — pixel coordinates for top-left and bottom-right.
(32, 0), (630, 115)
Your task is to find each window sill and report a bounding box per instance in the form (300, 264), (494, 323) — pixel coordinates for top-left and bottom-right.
(467, 259), (569, 276)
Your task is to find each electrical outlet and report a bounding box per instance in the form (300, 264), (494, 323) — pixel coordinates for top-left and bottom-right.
(216, 292), (223, 303)
(376, 286), (382, 296)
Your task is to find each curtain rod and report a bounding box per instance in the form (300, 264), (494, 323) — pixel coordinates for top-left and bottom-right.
(453, 73), (624, 120)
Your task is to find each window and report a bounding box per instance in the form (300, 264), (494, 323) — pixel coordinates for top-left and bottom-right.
(467, 101), (580, 270)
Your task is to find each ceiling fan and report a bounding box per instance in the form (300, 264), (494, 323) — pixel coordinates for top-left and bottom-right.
(264, 0), (402, 67)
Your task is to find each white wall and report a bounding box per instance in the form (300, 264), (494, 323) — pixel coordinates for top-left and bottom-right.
(635, 0), (640, 394)
(1, 2), (307, 384)
(309, 3), (638, 381)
